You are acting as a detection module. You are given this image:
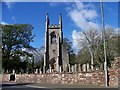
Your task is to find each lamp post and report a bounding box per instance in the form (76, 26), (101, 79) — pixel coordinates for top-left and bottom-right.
(100, 0), (108, 87)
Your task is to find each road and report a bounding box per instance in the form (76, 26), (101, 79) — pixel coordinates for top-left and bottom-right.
(1, 81), (119, 90)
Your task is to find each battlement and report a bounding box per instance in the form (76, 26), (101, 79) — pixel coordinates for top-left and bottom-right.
(48, 24), (60, 29)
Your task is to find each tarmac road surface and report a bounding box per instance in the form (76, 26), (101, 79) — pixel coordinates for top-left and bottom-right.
(1, 81), (119, 90)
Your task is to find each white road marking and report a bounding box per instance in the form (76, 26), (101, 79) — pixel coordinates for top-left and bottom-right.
(25, 85), (47, 88)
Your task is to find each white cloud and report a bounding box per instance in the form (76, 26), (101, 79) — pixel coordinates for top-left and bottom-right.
(68, 2), (99, 30)
(72, 30), (86, 50)
(1, 21), (8, 25)
(67, 2), (100, 50)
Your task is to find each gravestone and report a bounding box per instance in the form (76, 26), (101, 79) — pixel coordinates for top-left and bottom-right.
(83, 64), (86, 72)
(71, 65), (74, 73)
(74, 64), (77, 73)
(12, 69), (15, 74)
(39, 68), (42, 74)
(87, 63), (90, 72)
(35, 69), (38, 74)
(49, 65), (52, 73)
(78, 63), (81, 72)
(68, 64), (71, 73)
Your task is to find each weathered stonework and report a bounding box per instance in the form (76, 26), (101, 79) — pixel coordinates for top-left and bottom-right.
(2, 59), (119, 87)
(109, 57), (119, 87)
(44, 13), (69, 73)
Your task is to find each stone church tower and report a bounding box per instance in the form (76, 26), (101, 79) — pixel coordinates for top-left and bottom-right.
(43, 13), (69, 73)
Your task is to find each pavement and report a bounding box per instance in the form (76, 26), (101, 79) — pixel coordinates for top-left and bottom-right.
(1, 81), (119, 90)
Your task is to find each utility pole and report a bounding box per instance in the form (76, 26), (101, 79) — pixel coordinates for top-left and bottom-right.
(100, 0), (108, 87)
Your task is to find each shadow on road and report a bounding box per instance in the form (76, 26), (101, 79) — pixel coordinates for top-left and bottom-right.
(2, 83), (52, 90)
(2, 83), (33, 87)
(2, 82), (119, 90)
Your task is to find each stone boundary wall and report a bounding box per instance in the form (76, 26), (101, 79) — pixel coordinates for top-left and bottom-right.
(17, 71), (105, 86)
(2, 71), (105, 86)
(2, 57), (119, 87)
(109, 57), (119, 87)
(2, 74), (9, 81)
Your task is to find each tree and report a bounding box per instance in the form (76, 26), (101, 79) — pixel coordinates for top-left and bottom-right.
(76, 48), (91, 64)
(63, 38), (76, 65)
(75, 29), (99, 70)
(76, 27), (118, 70)
(2, 24), (34, 73)
(63, 38), (73, 54)
(94, 27), (118, 69)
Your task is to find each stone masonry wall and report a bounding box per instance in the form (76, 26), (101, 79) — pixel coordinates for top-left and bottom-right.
(16, 72), (105, 86)
(2, 74), (9, 82)
(2, 57), (119, 87)
(109, 57), (119, 87)
(2, 71), (105, 86)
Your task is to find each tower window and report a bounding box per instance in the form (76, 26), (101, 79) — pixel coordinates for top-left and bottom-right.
(50, 31), (56, 44)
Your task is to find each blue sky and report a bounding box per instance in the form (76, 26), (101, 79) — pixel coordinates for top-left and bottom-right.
(2, 2), (118, 50)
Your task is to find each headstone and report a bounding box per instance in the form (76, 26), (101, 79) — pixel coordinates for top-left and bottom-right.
(39, 68), (42, 74)
(12, 69), (15, 74)
(19, 71), (22, 74)
(49, 65), (52, 73)
(82, 64), (86, 72)
(71, 65), (74, 73)
(68, 64), (71, 73)
(6, 70), (9, 74)
(35, 69), (38, 74)
(87, 63), (90, 72)
(78, 63), (81, 72)
(91, 64), (94, 71)
(74, 64), (77, 73)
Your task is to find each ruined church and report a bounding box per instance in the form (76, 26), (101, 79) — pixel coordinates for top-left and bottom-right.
(43, 13), (69, 73)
